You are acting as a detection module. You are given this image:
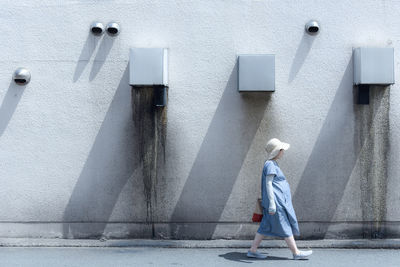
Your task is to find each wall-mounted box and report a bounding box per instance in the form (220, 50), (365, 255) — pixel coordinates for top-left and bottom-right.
(129, 48), (168, 86)
(238, 54), (275, 92)
(353, 47), (394, 85)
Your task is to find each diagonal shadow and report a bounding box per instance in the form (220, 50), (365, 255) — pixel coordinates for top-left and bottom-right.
(292, 59), (387, 239)
(0, 81), (26, 137)
(63, 65), (139, 238)
(168, 62), (271, 239)
(73, 33), (100, 82)
(292, 60), (355, 238)
(288, 32), (315, 83)
(89, 37), (115, 81)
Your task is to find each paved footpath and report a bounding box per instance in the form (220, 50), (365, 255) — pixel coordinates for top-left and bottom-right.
(0, 247), (399, 267)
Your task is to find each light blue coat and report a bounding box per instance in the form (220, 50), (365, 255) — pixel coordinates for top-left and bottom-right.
(257, 160), (300, 237)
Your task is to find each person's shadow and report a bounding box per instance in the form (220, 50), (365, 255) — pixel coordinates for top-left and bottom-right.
(218, 252), (290, 263)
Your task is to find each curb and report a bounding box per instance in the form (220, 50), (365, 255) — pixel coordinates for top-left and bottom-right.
(0, 238), (399, 248)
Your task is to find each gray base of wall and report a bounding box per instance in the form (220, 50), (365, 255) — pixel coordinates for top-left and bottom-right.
(0, 222), (399, 240)
(155, 222), (400, 240)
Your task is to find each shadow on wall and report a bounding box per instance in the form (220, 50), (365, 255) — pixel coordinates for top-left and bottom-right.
(0, 81), (26, 137)
(62, 65), (139, 238)
(288, 32), (316, 83)
(73, 32), (114, 82)
(167, 62), (271, 239)
(292, 59), (389, 239)
(90, 37), (115, 81)
(73, 34), (98, 82)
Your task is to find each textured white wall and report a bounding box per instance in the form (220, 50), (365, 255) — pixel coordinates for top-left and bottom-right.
(0, 0), (399, 239)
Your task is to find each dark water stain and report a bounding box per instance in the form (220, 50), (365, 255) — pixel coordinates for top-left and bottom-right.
(131, 87), (167, 228)
(355, 85), (390, 238)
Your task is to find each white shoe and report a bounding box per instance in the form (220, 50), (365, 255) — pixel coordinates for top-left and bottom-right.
(293, 249), (313, 260)
(247, 250), (268, 259)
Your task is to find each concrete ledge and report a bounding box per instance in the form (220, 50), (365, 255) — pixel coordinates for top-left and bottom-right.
(1, 222), (399, 240)
(0, 238), (399, 249)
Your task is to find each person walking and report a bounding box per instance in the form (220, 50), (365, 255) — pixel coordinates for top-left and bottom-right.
(247, 138), (313, 260)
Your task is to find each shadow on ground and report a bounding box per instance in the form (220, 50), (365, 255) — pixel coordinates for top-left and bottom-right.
(218, 252), (290, 263)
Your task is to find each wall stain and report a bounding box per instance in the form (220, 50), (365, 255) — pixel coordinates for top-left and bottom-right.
(354, 85), (390, 238)
(131, 87), (167, 233)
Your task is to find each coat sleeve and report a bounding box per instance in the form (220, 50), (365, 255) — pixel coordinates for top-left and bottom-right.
(262, 160), (278, 176)
(265, 174), (276, 213)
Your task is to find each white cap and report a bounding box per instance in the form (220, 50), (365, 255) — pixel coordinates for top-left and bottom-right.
(265, 138), (290, 160)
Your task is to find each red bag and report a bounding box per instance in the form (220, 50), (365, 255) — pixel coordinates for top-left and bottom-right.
(252, 198), (263, 222)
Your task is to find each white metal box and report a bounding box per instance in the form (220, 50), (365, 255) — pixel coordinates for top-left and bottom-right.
(238, 54), (275, 92)
(353, 47), (394, 85)
(129, 48), (168, 86)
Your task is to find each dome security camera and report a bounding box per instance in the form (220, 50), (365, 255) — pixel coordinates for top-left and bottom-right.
(305, 20), (320, 35)
(13, 68), (31, 85)
(106, 22), (120, 36)
(90, 22), (105, 35)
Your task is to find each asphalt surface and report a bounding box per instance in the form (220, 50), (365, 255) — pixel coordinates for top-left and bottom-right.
(0, 247), (399, 267)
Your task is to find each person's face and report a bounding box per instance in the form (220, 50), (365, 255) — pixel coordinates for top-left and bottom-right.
(277, 149), (284, 159)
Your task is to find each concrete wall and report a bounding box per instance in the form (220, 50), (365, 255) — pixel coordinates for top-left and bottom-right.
(0, 0), (399, 239)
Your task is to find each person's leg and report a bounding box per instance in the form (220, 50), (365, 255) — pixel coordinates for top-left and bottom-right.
(247, 232), (268, 259)
(284, 235), (300, 255)
(249, 232), (264, 252)
(285, 235), (313, 259)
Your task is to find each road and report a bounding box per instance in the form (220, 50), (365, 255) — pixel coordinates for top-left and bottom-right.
(0, 247), (399, 266)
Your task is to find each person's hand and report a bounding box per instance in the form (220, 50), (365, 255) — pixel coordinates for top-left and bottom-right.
(268, 207), (276, 215)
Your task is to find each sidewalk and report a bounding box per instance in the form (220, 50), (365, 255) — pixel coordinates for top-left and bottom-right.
(0, 247), (399, 267)
(0, 238), (400, 248)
